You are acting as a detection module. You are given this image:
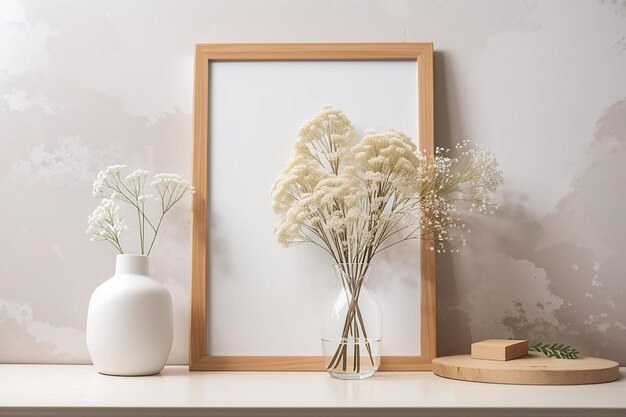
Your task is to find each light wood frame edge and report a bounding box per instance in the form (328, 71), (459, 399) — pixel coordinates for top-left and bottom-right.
(190, 43), (436, 371)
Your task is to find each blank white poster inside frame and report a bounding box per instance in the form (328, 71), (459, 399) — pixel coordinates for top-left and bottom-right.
(207, 60), (422, 356)
(190, 44), (436, 371)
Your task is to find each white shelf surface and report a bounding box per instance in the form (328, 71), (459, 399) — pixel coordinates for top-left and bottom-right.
(0, 365), (625, 416)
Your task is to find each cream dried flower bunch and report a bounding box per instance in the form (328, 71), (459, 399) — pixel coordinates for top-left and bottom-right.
(270, 105), (503, 373)
(87, 165), (194, 255)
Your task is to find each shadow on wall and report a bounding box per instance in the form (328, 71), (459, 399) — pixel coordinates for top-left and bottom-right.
(435, 49), (626, 364)
(433, 50), (473, 354)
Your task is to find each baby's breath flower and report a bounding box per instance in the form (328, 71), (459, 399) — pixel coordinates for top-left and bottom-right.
(92, 164), (127, 197)
(86, 198), (126, 252)
(270, 106), (503, 262)
(151, 173), (195, 211)
(88, 166), (194, 255)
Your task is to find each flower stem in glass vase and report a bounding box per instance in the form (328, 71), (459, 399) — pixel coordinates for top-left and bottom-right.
(322, 263), (382, 379)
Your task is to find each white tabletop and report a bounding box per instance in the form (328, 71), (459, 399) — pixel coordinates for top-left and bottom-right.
(0, 365), (625, 416)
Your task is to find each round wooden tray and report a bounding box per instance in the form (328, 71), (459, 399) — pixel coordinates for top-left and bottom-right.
(432, 353), (619, 385)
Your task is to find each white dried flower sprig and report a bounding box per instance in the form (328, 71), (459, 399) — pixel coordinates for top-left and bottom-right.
(87, 198), (126, 253)
(151, 174), (195, 212)
(270, 106), (503, 262)
(88, 166), (195, 255)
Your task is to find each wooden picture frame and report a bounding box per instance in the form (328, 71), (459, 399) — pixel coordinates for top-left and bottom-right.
(190, 43), (435, 371)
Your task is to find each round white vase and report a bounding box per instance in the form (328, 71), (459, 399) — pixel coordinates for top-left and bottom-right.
(86, 254), (173, 376)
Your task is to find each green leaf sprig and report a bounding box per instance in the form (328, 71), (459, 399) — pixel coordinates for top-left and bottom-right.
(530, 342), (580, 359)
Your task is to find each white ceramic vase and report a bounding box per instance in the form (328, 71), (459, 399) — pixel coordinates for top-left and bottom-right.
(86, 254), (173, 376)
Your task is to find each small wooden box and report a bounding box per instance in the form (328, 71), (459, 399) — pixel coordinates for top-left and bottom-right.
(471, 339), (529, 361)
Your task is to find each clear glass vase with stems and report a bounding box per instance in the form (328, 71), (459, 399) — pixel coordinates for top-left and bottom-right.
(322, 263), (382, 380)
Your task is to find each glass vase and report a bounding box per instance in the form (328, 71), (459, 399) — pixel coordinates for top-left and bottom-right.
(322, 263), (382, 380)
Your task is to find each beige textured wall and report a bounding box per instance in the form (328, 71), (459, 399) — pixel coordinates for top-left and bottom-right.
(1, 0), (625, 365)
